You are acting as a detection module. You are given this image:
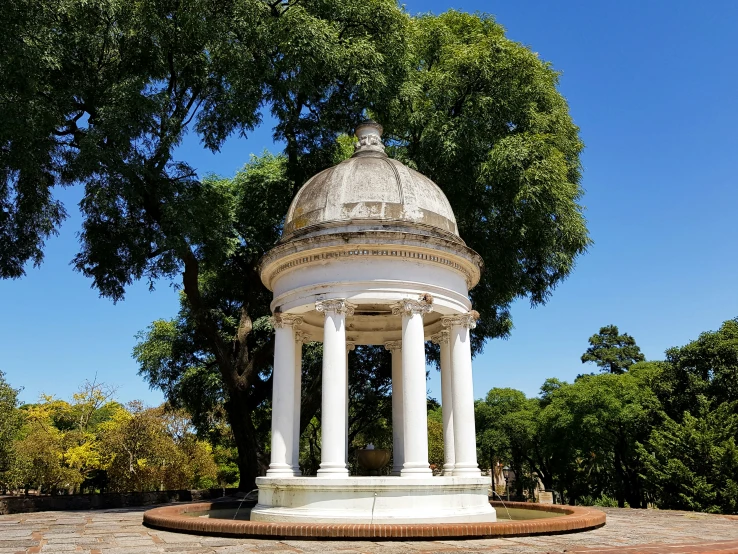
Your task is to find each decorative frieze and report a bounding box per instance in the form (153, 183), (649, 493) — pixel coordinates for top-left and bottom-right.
(271, 313), (304, 329)
(294, 330), (310, 344)
(315, 299), (356, 316)
(269, 248), (473, 285)
(384, 340), (402, 352)
(441, 310), (480, 330)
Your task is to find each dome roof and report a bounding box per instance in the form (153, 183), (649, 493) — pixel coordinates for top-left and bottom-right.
(281, 121), (461, 243)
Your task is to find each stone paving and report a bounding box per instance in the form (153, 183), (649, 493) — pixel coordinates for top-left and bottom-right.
(1, 506), (737, 553)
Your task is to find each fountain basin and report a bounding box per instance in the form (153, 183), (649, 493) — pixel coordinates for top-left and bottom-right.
(143, 500), (606, 539)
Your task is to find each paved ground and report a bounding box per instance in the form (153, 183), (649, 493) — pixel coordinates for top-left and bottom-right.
(1, 506), (737, 553)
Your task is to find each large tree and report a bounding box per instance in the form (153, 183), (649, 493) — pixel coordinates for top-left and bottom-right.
(581, 325), (645, 374)
(640, 318), (738, 513)
(0, 371), (22, 489)
(2, 4), (589, 487)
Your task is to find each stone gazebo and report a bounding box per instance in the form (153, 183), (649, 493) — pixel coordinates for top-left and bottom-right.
(252, 121), (494, 524)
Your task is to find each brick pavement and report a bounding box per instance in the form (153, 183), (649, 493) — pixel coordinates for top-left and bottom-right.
(0, 506), (737, 553)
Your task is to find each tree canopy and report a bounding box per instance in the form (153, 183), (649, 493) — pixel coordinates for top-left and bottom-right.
(471, 318), (738, 514)
(2, 2), (589, 487)
(581, 324), (645, 374)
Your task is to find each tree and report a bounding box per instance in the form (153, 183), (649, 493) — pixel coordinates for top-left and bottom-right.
(544, 371), (661, 507)
(581, 325), (645, 374)
(3, 4), (588, 488)
(640, 399), (738, 514)
(639, 318), (738, 514)
(98, 402), (218, 492)
(379, 11), (590, 346)
(0, 372), (23, 490)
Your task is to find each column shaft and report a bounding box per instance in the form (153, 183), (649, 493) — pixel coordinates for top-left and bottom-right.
(316, 300), (351, 476)
(387, 343), (404, 475)
(345, 343), (355, 465)
(267, 317), (297, 475)
(437, 332), (455, 475)
(397, 300), (432, 477)
(448, 314), (481, 476)
(291, 334), (304, 475)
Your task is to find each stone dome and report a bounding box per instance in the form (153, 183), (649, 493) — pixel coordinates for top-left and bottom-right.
(281, 121), (462, 244)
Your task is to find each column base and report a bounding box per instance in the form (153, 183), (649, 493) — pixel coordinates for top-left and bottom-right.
(451, 463), (481, 476)
(317, 462), (348, 477)
(267, 463), (297, 476)
(400, 462), (433, 477)
(442, 463), (455, 475)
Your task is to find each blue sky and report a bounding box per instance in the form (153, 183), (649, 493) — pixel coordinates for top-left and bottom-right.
(1, 0), (737, 407)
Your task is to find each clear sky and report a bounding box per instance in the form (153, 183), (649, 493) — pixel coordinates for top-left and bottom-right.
(1, 0), (737, 407)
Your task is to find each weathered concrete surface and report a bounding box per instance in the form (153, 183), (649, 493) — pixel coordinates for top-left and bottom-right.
(1, 506), (738, 553)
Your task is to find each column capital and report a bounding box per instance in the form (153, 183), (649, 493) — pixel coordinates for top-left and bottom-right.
(384, 340), (402, 352)
(430, 330), (450, 345)
(295, 330), (310, 344)
(315, 299), (356, 316)
(271, 313), (304, 329)
(441, 310), (480, 330)
(391, 294), (433, 317)
(346, 341), (356, 352)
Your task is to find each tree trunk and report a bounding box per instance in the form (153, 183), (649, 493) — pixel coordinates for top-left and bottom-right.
(226, 394), (263, 491)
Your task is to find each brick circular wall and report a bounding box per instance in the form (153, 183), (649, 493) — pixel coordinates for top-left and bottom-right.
(143, 500), (606, 540)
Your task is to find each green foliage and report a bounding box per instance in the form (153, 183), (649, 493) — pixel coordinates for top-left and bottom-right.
(577, 494), (619, 508)
(640, 400), (738, 514)
(99, 403), (219, 492)
(581, 325), (645, 374)
(0, 379), (219, 494)
(3, 3), (587, 488)
(473, 318), (738, 514)
(380, 10), (589, 346)
(539, 371), (660, 507)
(0, 372), (23, 488)
(638, 319), (738, 513)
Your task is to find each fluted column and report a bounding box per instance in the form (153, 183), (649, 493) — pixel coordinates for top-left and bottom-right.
(267, 313), (302, 476)
(292, 330), (308, 475)
(432, 330), (455, 475)
(385, 340), (404, 475)
(443, 311), (481, 476)
(345, 341), (355, 464)
(392, 297), (433, 477)
(316, 299), (355, 476)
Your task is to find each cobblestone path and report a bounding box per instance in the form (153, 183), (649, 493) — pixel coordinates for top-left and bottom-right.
(1, 506), (737, 553)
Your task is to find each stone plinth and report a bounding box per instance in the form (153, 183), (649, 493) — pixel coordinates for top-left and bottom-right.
(250, 476), (496, 524)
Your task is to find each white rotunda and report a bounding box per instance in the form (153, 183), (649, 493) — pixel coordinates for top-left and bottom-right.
(252, 121), (495, 524)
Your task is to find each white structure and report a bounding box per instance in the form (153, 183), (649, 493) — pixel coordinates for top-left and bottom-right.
(251, 121), (494, 524)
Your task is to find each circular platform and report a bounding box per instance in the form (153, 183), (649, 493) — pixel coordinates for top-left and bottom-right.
(251, 476), (495, 524)
(143, 500), (606, 539)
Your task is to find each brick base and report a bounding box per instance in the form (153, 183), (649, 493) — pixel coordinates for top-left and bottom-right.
(143, 500), (606, 540)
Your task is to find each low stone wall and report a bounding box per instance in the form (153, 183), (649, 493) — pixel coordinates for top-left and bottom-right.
(0, 488), (239, 515)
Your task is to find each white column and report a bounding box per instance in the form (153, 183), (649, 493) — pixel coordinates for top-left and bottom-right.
(292, 330), (307, 475)
(392, 297), (433, 477)
(345, 341), (355, 465)
(267, 313), (302, 476)
(315, 299), (354, 477)
(432, 330), (455, 475)
(443, 311), (481, 476)
(385, 341), (404, 475)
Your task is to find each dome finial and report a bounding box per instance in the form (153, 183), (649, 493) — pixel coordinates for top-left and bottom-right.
(353, 120), (386, 157)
